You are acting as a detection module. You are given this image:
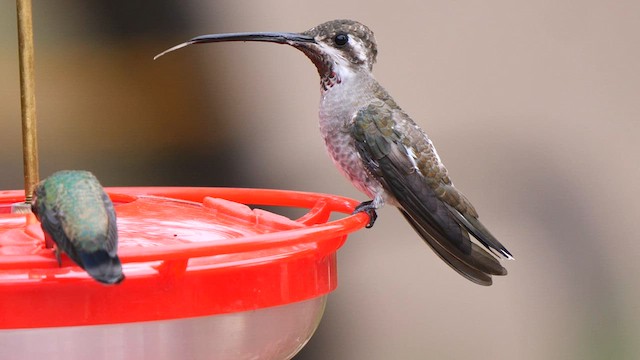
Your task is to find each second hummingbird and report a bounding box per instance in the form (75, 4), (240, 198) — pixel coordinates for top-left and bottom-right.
(32, 170), (124, 285)
(156, 19), (513, 285)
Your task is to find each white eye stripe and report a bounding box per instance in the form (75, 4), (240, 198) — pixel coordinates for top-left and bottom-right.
(348, 37), (368, 64)
(323, 36), (368, 66)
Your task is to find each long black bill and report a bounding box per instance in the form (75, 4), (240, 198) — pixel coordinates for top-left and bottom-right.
(154, 32), (315, 60)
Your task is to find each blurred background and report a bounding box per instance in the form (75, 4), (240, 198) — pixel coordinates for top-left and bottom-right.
(1, 1), (639, 359)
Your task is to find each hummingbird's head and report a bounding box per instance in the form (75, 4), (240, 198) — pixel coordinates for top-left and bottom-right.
(154, 19), (378, 91)
(298, 19), (377, 90)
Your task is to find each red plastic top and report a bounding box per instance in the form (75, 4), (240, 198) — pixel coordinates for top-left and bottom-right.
(0, 187), (368, 329)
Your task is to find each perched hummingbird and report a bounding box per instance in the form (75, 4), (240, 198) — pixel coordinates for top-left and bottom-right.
(156, 19), (513, 285)
(31, 170), (124, 285)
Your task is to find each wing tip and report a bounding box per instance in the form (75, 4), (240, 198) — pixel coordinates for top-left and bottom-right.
(490, 247), (515, 260)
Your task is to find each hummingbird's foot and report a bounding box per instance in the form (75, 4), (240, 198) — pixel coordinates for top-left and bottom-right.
(54, 247), (62, 267)
(353, 200), (378, 228)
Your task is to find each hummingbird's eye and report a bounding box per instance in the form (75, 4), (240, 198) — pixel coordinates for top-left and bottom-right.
(334, 33), (349, 47)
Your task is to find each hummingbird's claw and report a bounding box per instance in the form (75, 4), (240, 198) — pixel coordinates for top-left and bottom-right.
(353, 200), (378, 228)
(54, 247), (62, 267)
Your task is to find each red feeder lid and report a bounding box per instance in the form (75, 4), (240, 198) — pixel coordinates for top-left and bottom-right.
(0, 187), (368, 329)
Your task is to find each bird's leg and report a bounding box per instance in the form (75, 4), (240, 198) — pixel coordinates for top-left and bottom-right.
(353, 201), (377, 228)
(54, 247), (62, 266)
(353, 196), (384, 228)
(44, 233), (55, 249)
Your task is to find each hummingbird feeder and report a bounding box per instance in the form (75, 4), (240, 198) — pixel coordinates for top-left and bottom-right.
(0, 187), (367, 359)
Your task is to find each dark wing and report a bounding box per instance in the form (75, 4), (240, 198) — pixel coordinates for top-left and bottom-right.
(76, 187), (123, 285)
(32, 187), (83, 266)
(100, 189), (119, 256)
(351, 102), (510, 285)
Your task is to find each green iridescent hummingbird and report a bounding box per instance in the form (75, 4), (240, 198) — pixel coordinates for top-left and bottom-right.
(155, 19), (513, 285)
(32, 170), (124, 285)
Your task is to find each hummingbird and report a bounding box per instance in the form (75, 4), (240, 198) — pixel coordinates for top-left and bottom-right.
(155, 19), (513, 285)
(31, 170), (124, 285)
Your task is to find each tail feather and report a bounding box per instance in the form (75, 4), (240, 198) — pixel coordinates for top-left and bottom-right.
(400, 210), (506, 286)
(78, 250), (125, 285)
(445, 203), (513, 259)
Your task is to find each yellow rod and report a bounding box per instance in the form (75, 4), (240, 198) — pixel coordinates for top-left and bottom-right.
(16, 0), (39, 202)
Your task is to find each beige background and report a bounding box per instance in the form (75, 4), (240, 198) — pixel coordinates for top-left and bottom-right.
(1, 1), (639, 359)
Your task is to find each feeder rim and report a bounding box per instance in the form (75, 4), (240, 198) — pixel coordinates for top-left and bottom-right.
(0, 186), (370, 269)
